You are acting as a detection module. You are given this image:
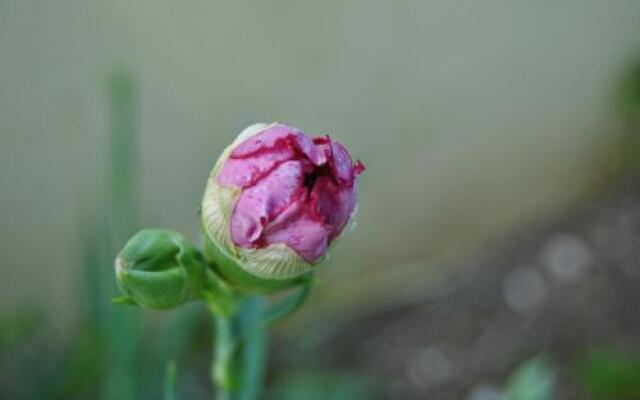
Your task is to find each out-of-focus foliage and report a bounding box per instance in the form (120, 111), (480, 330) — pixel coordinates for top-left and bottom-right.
(619, 61), (640, 119)
(505, 356), (555, 400)
(614, 59), (640, 172)
(267, 371), (388, 400)
(576, 349), (640, 400)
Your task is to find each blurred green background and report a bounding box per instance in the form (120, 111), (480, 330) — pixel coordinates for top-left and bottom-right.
(2, 1), (640, 399)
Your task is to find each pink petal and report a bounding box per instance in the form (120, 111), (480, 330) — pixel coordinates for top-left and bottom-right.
(219, 125), (329, 189)
(312, 136), (332, 162)
(233, 124), (326, 166)
(264, 214), (330, 262)
(263, 191), (307, 232)
(310, 176), (357, 240)
(232, 124), (292, 158)
(291, 132), (326, 166)
(230, 160), (310, 247)
(329, 140), (355, 184)
(217, 144), (294, 188)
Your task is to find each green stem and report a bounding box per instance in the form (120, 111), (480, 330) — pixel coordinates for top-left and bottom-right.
(164, 361), (177, 400)
(205, 271), (312, 400)
(212, 312), (235, 400)
(210, 297), (268, 400)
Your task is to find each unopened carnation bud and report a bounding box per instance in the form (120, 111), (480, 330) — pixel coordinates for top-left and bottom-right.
(115, 229), (206, 309)
(201, 123), (365, 292)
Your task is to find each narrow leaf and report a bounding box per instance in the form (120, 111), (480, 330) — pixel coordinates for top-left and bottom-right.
(164, 360), (177, 400)
(238, 281), (312, 341)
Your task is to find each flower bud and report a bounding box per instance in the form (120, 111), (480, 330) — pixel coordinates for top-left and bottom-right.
(201, 123), (365, 292)
(115, 229), (206, 309)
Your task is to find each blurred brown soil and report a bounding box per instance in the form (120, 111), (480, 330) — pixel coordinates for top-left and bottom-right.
(272, 176), (640, 400)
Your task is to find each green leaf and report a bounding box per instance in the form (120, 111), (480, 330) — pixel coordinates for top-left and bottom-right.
(238, 280), (312, 341)
(262, 280), (312, 326)
(505, 355), (555, 400)
(619, 61), (640, 118)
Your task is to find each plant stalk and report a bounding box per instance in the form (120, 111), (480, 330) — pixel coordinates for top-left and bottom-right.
(210, 296), (268, 400)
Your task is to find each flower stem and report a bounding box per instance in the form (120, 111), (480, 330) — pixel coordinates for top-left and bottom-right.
(210, 296), (268, 400)
(205, 269), (311, 399)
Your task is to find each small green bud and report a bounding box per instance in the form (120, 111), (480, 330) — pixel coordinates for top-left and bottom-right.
(115, 229), (206, 309)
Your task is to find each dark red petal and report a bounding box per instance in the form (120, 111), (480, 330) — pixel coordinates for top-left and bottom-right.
(329, 140), (355, 184)
(354, 160), (366, 176)
(310, 176), (357, 240)
(312, 135), (331, 145)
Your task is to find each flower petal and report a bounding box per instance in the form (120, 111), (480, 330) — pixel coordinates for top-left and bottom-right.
(264, 215), (329, 262)
(329, 140), (355, 184)
(231, 124), (292, 157)
(310, 176), (357, 240)
(354, 160), (366, 176)
(219, 124), (329, 188)
(217, 144), (294, 188)
(230, 160), (310, 247)
(291, 132), (326, 166)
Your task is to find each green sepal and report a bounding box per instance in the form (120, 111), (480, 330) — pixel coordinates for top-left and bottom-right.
(111, 295), (138, 306)
(201, 228), (312, 294)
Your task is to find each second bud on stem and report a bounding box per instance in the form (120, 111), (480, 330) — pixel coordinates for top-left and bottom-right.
(115, 229), (207, 309)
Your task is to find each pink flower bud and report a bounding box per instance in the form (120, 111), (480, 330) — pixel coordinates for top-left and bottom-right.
(201, 123), (364, 285)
